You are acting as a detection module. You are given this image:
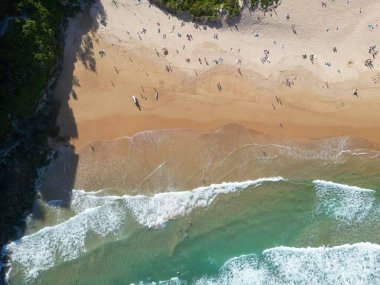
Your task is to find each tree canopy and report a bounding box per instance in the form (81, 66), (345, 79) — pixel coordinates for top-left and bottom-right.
(0, 0), (71, 141)
(152, 0), (279, 22)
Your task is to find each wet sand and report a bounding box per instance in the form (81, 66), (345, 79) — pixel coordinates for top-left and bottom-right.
(7, 2), (380, 282)
(38, 124), (376, 199)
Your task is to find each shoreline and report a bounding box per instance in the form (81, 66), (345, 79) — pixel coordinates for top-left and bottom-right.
(3, 0), (380, 282)
(73, 115), (380, 151)
(38, 123), (376, 199)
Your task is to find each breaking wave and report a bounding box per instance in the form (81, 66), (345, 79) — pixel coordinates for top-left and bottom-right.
(71, 177), (285, 228)
(197, 242), (380, 285)
(7, 201), (126, 280)
(7, 177), (285, 280)
(313, 180), (376, 223)
(142, 243), (380, 285)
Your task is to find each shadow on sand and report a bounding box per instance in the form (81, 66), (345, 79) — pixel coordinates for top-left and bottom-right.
(36, 0), (106, 210)
(0, 2), (106, 283)
(36, 0), (281, 210)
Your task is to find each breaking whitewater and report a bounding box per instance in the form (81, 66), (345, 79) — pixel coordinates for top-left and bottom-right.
(3, 128), (380, 284)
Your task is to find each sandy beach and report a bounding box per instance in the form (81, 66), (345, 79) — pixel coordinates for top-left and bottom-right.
(54, 0), (380, 149)
(6, 2), (380, 283)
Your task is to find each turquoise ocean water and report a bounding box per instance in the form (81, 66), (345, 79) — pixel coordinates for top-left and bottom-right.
(4, 127), (380, 284)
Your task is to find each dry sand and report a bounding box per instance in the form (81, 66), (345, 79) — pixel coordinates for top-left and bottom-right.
(54, 0), (380, 149)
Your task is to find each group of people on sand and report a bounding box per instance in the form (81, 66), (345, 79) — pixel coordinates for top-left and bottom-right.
(100, 0), (372, 115)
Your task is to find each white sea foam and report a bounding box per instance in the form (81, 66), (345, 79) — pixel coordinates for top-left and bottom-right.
(135, 277), (186, 285)
(337, 149), (380, 159)
(273, 137), (349, 161)
(222, 137), (358, 163)
(196, 254), (270, 285)
(313, 180), (376, 223)
(208, 243), (380, 285)
(159, 277), (187, 285)
(46, 199), (65, 208)
(338, 149), (368, 156)
(72, 177), (285, 228)
(139, 243), (380, 285)
(8, 177), (284, 280)
(70, 189), (117, 213)
(7, 201), (126, 280)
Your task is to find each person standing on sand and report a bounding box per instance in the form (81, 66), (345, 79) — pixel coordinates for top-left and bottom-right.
(154, 89), (159, 101)
(132, 96), (141, 111)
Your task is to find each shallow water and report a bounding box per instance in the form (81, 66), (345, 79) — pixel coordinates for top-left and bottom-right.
(5, 125), (380, 284)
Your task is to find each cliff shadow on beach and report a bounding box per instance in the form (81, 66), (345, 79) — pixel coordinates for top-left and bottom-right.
(35, 0), (106, 209)
(0, 1), (106, 282)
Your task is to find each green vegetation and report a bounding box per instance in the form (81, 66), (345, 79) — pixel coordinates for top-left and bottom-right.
(152, 0), (279, 21)
(251, 0), (279, 9)
(153, 0), (240, 21)
(0, 0), (81, 141)
(0, 0), (279, 141)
